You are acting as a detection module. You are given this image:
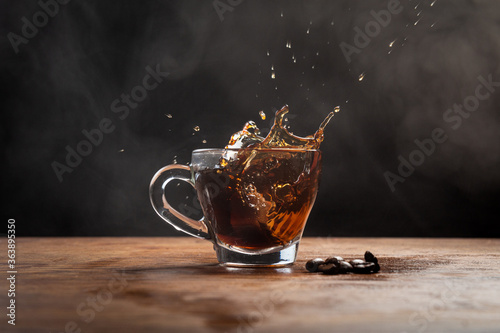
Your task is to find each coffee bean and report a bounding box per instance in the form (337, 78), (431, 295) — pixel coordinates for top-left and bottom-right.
(326, 256), (343, 263)
(305, 250), (381, 275)
(305, 258), (325, 272)
(325, 257), (339, 266)
(352, 261), (376, 274)
(364, 251), (378, 264)
(320, 263), (340, 275)
(338, 261), (353, 274)
(349, 259), (365, 266)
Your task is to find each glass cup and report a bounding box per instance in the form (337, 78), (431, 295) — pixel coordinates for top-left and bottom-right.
(150, 148), (322, 267)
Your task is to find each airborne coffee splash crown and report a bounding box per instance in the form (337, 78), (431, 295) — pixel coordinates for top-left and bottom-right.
(226, 105), (335, 150)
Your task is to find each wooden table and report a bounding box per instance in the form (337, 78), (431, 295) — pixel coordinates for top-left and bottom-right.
(1, 237), (499, 332)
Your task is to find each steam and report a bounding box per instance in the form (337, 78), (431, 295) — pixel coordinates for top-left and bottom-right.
(2, 0), (499, 236)
(352, 0), (500, 192)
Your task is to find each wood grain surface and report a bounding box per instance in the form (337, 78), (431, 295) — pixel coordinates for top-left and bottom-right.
(1, 237), (499, 333)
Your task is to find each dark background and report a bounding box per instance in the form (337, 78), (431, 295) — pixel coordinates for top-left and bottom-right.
(2, 0), (499, 237)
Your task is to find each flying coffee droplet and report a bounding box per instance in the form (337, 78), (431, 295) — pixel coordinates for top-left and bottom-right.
(194, 126), (200, 131)
(166, 114), (173, 118)
(202, 139), (207, 144)
(259, 111), (266, 120)
(358, 73), (365, 81)
(306, 27), (310, 34)
(271, 72), (276, 79)
(266, 50), (270, 56)
(118, 149), (124, 153)
(389, 39), (396, 47)
(334, 106), (340, 113)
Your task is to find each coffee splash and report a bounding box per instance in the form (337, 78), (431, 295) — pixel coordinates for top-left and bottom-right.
(226, 105), (336, 150)
(196, 105), (337, 249)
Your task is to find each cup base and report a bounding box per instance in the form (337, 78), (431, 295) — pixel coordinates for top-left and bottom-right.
(215, 242), (299, 267)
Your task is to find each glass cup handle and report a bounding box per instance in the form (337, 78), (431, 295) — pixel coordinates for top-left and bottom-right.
(149, 164), (211, 240)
